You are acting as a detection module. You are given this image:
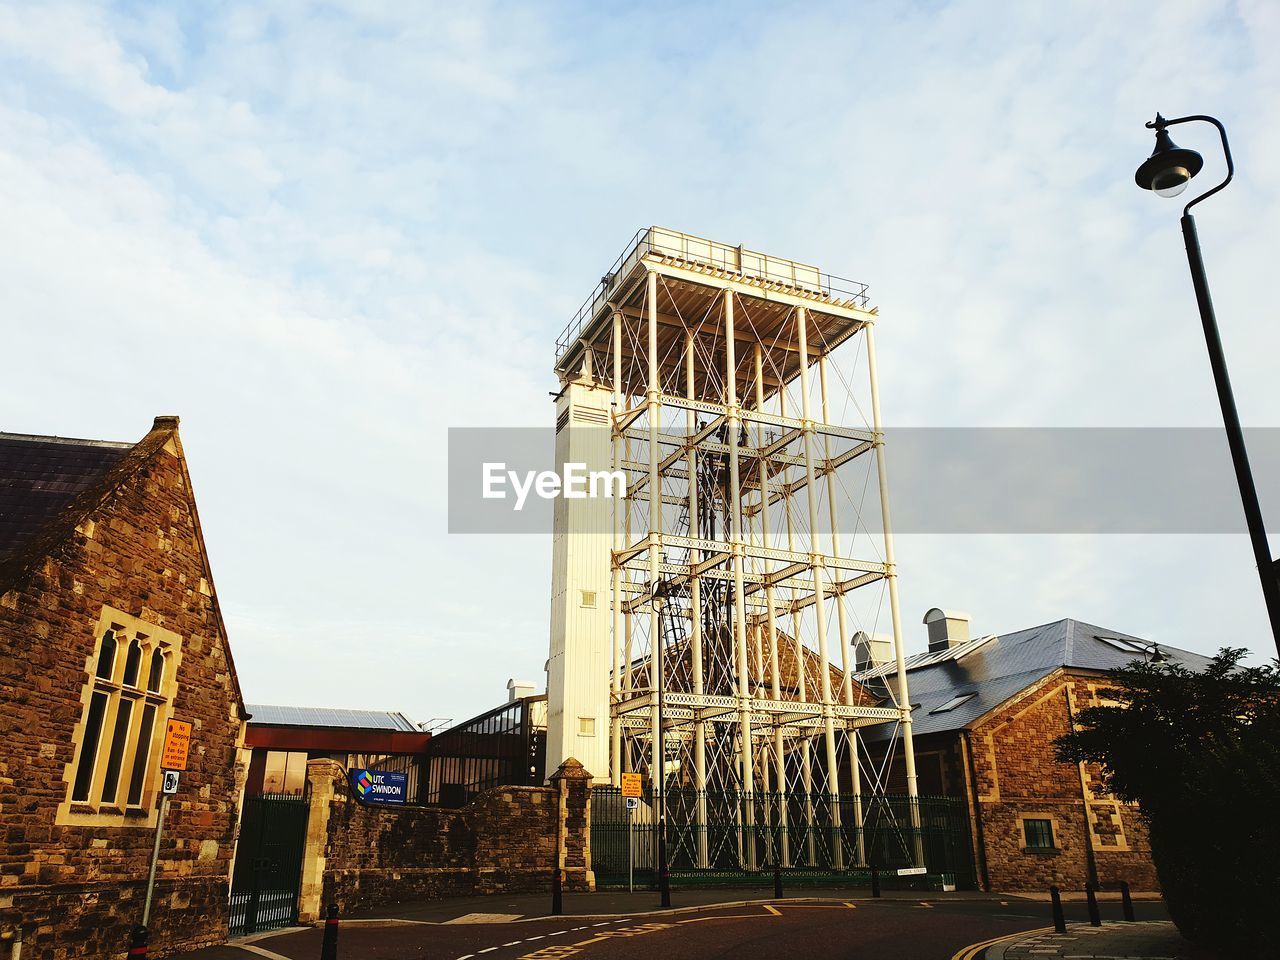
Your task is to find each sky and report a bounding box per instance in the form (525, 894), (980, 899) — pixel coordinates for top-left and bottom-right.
(2, 0), (1278, 726)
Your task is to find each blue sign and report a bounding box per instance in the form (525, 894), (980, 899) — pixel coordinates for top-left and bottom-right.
(350, 768), (408, 805)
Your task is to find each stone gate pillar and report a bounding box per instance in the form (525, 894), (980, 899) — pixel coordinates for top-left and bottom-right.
(550, 758), (595, 892)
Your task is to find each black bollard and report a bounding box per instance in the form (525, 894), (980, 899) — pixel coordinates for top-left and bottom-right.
(1049, 886), (1066, 933)
(1120, 881), (1135, 922)
(551, 868), (564, 916)
(320, 904), (339, 960)
(774, 860), (783, 900)
(1085, 884), (1102, 927)
(128, 925), (149, 959)
(658, 831), (671, 909)
(870, 863), (881, 898)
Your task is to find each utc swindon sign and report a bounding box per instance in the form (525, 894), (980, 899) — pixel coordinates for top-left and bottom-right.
(350, 768), (408, 805)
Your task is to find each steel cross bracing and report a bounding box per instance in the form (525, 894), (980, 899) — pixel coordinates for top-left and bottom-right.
(579, 236), (926, 873)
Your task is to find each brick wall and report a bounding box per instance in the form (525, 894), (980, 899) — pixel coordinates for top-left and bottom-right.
(301, 758), (593, 920)
(0, 425), (245, 958)
(970, 671), (1159, 892)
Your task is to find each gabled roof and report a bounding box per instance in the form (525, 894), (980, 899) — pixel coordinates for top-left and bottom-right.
(246, 704), (420, 732)
(0, 419), (179, 591)
(0, 417), (247, 718)
(0, 433), (133, 563)
(860, 618), (1215, 739)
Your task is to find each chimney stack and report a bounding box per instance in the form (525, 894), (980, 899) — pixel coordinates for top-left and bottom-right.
(507, 678), (536, 703)
(852, 631), (895, 672)
(923, 608), (971, 654)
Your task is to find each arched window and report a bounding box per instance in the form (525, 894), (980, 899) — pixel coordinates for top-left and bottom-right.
(65, 612), (181, 821)
(147, 651), (165, 693)
(122, 639), (143, 688)
(95, 629), (117, 680)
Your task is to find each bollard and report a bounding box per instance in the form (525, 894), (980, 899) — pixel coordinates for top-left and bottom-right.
(1085, 884), (1102, 927)
(870, 863), (881, 898)
(1049, 886), (1066, 933)
(551, 868), (564, 916)
(320, 904), (339, 960)
(1120, 881), (1135, 922)
(127, 925), (148, 959)
(773, 860), (783, 900)
(658, 831), (671, 909)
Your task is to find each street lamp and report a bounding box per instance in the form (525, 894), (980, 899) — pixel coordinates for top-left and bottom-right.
(1136, 113), (1280, 658)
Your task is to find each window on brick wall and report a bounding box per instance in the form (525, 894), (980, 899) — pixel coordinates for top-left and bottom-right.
(1023, 817), (1056, 850)
(61, 608), (182, 826)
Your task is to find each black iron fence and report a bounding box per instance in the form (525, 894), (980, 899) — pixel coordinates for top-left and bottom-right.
(590, 786), (975, 890)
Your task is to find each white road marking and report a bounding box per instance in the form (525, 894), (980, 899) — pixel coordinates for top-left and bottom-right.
(238, 946), (294, 960)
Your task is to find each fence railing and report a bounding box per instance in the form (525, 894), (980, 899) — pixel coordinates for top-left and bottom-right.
(590, 786), (975, 890)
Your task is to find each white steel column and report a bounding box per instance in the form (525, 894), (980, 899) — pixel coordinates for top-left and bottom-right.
(646, 270), (663, 808)
(755, 344), (789, 866)
(611, 308), (624, 786)
(864, 320), (924, 865)
(686, 333), (709, 869)
(797, 306), (844, 870)
(820, 355), (865, 865)
(780, 385), (817, 865)
(723, 288), (756, 869)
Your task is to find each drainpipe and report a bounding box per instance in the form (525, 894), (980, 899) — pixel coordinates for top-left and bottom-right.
(961, 731), (991, 892)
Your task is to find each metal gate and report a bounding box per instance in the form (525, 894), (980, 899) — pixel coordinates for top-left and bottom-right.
(590, 786), (975, 891)
(229, 793), (310, 936)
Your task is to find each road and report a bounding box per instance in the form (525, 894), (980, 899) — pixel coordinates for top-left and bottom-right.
(244, 897), (1167, 960)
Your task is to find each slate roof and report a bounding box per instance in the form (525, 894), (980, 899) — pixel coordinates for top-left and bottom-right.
(246, 703), (420, 732)
(0, 433), (133, 563)
(861, 618), (1216, 739)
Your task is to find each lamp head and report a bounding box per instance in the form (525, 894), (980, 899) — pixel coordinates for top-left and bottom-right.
(1136, 114), (1204, 198)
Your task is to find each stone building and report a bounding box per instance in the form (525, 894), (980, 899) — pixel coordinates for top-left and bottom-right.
(0, 417), (247, 958)
(862, 611), (1211, 893)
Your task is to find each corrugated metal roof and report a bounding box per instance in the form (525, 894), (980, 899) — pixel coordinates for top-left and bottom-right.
(861, 618), (1215, 740)
(246, 704), (419, 732)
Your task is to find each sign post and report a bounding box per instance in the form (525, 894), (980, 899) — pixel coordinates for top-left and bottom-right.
(621, 774), (643, 894)
(143, 720), (191, 927)
(626, 797), (640, 892)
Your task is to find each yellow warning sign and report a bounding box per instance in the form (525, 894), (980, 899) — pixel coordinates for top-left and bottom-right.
(621, 772), (643, 798)
(160, 719), (192, 771)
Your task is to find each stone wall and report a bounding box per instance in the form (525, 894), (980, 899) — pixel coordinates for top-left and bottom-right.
(0, 422), (245, 958)
(969, 670), (1160, 892)
(300, 757), (593, 921)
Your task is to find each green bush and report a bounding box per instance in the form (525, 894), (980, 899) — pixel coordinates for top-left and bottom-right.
(1055, 648), (1280, 957)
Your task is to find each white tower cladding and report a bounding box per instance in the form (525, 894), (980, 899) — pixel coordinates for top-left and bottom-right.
(549, 227), (921, 871)
(546, 375), (614, 781)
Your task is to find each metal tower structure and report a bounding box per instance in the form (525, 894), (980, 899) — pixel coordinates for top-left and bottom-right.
(548, 227), (920, 872)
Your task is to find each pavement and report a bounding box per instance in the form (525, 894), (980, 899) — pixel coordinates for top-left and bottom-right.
(987, 920), (1220, 959)
(170, 887), (1189, 960)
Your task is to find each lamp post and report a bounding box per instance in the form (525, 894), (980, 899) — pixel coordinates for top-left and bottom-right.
(1135, 113), (1280, 657)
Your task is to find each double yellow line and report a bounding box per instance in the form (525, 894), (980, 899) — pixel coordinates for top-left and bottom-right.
(950, 925), (1056, 960)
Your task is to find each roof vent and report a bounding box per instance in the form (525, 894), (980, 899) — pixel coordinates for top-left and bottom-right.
(923, 608), (970, 654)
(507, 678), (537, 702)
(852, 631), (894, 671)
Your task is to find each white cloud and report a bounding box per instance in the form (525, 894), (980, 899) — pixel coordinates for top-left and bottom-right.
(1, 0), (1277, 722)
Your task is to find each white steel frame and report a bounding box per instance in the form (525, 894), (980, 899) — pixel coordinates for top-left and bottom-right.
(555, 227), (922, 869)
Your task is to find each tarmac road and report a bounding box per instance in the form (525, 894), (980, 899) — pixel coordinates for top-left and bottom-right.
(243, 897), (1168, 960)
